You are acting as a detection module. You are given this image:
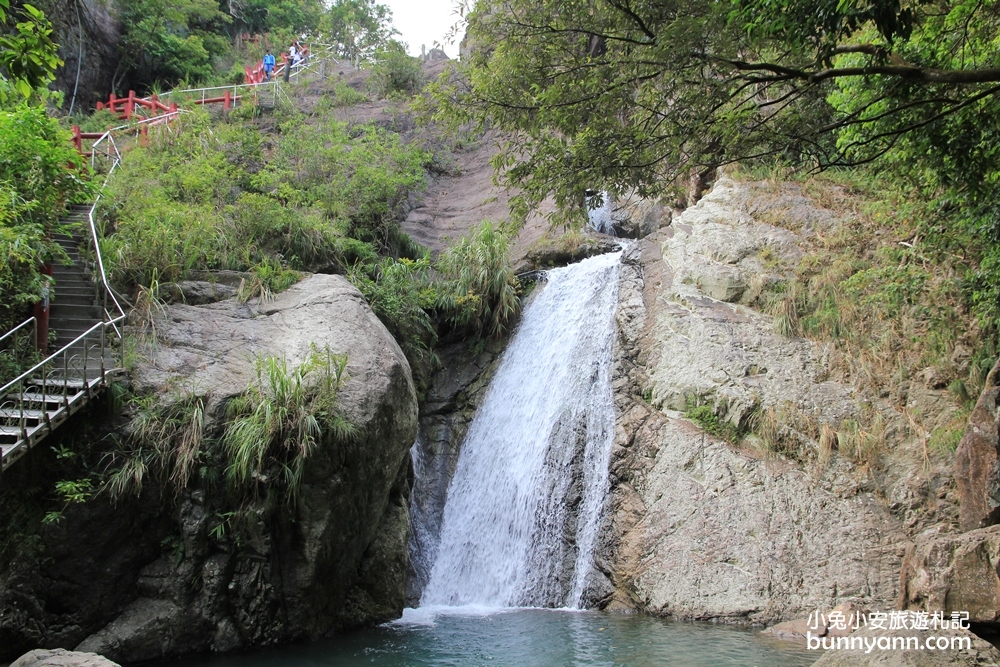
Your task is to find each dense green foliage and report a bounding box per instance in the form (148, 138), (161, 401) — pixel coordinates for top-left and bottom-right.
(0, 105), (90, 335)
(320, 0), (396, 64)
(110, 0), (234, 90)
(426, 0), (1000, 331)
(436, 0), (1000, 207)
(99, 108), (427, 287)
(367, 47), (426, 98)
(0, 2), (60, 103)
(94, 0), (398, 93)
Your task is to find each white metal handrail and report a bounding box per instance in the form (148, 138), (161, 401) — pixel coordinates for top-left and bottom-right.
(0, 315), (126, 401)
(0, 318), (36, 352)
(88, 162), (126, 322)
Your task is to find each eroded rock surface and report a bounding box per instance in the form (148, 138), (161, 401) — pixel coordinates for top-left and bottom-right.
(10, 649), (120, 667)
(954, 360), (1000, 532)
(900, 525), (1000, 623)
(601, 180), (917, 623)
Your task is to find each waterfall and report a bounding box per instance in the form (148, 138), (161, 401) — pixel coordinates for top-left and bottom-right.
(588, 193), (615, 236)
(420, 251), (620, 609)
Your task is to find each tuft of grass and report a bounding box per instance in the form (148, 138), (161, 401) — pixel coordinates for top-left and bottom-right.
(436, 220), (522, 339)
(685, 397), (743, 444)
(222, 345), (356, 505)
(835, 413), (886, 468)
(105, 393), (206, 499)
(236, 258), (301, 303)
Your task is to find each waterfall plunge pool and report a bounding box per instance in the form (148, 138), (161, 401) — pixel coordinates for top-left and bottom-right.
(147, 608), (819, 666)
(146, 253), (820, 667)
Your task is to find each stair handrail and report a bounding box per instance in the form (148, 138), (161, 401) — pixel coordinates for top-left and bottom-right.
(159, 80), (277, 100)
(0, 317), (37, 352)
(83, 112), (191, 330)
(0, 315), (126, 405)
(87, 163), (126, 326)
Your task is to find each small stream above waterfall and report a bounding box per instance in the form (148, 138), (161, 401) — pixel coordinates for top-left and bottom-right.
(417, 251), (622, 609)
(587, 192), (616, 235)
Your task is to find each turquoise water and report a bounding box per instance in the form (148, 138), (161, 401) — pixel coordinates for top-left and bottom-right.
(156, 608), (820, 667)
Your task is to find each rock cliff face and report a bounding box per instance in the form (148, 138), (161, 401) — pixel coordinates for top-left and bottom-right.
(599, 178), (947, 623)
(0, 275), (418, 663)
(40, 0), (120, 110)
(954, 359), (1000, 532)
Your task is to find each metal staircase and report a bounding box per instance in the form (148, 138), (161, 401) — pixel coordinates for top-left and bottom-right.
(0, 201), (126, 473)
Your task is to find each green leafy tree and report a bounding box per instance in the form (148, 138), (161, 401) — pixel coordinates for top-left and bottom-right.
(228, 0), (324, 34)
(429, 0), (1000, 221)
(320, 0), (397, 64)
(113, 0), (231, 91)
(367, 42), (426, 98)
(0, 2), (61, 103)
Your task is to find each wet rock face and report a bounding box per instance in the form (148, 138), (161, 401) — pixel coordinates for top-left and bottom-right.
(0, 275), (419, 663)
(599, 186), (911, 623)
(954, 359), (1000, 532)
(406, 341), (505, 605)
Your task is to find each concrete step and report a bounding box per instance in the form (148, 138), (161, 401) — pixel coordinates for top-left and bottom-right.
(51, 304), (101, 317)
(51, 267), (90, 278)
(12, 391), (79, 406)
(52, 293), (97, 304)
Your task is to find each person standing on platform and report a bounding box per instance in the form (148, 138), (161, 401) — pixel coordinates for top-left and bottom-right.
(262, 49), (276, 81)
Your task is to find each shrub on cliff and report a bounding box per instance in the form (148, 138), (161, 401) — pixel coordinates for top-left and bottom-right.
(0, 105), (91, 334)
(436, 220), (521, 339)
(367, 47), (425, 99)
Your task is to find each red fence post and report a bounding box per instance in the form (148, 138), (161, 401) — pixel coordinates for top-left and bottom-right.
(224, 90), (231, 111)
(72, 125), (82, 153)
(126, 90), (136, 120)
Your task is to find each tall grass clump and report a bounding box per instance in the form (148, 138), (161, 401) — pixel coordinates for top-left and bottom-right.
(436, 220), (521, 338)
(222, 345), (356, 505)
(105, 394), (207, 499)
(104, 345), (355, 515)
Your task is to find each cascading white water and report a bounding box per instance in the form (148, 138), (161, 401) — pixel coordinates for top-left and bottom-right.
(588, 193), (615, 236)
(420, 251), (621, 609)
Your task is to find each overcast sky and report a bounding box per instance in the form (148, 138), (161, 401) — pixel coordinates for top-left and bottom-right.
(379, 0), (464, 57)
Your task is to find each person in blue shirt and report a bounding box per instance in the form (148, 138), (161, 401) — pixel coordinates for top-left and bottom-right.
(262, 50), (276, 81)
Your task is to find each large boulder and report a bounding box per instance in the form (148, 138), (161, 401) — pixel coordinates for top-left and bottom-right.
(899, 525), (1000, 623)
(0, 275), (418, 663)
(10, 649), (119, 667)
(954, 359), (1000, 532)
